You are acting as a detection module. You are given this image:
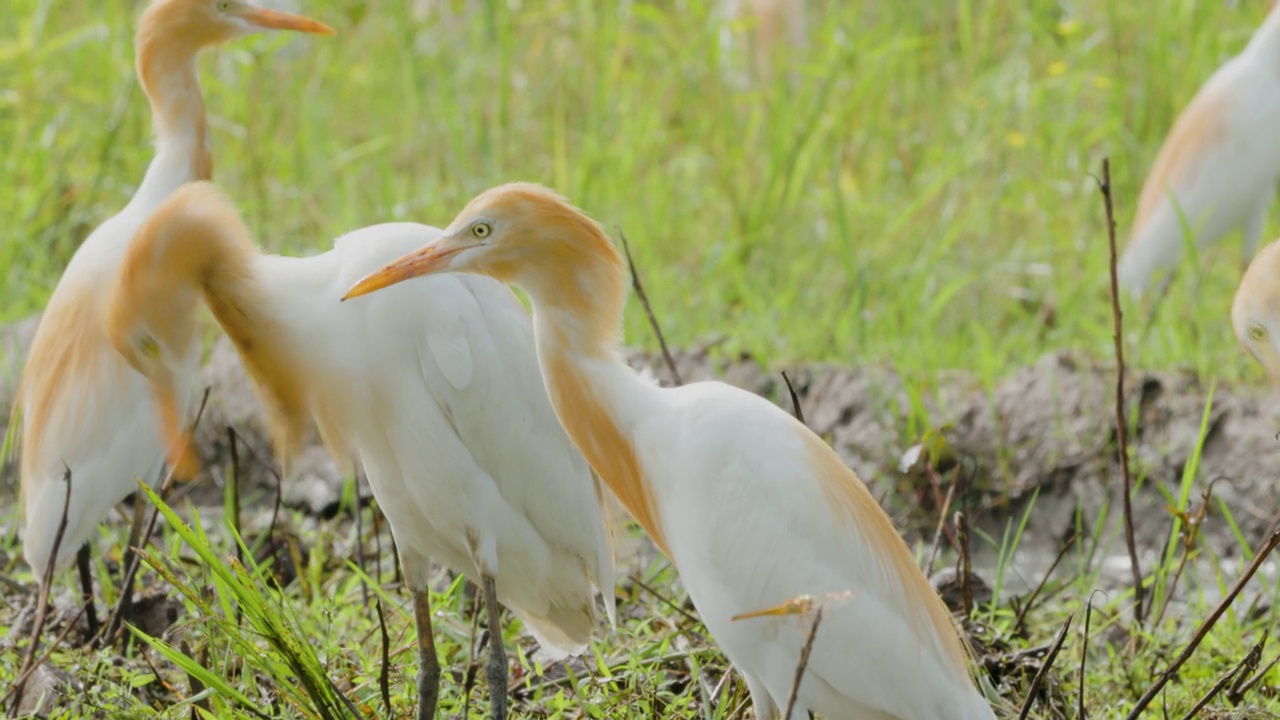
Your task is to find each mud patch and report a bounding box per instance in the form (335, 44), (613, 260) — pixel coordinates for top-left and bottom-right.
(3, 313), (1278, 596)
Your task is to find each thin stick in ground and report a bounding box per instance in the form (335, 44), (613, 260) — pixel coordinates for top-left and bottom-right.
(925, 465), (961, 575)
(1180, 632), (1267, 720)
(1078, 593), (1098, 720)
(1012, 532), (1079, 632)
(1124, 525), (1280, 720)
(1233, 648), (1280, 704)
(619, 228), (682, 386)
(1097, 156), (1144, 626)
(1017, 613), (1073, 720)
(782, 607), (824, 720)
(3, 602), (89, 713)
(7, 467), (73, 715)
(954, 510), (973, 617)
(780, 370), (805, 425)
(225, 427), (283, 540)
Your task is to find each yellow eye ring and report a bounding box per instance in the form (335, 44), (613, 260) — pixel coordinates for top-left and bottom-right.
(1250, 325), (1267, 342)
(471, 222), (492, 239)
(139, 334), (160, 357)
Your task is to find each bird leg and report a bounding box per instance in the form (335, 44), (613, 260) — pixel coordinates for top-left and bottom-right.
(482, 575), (508, 720)
(413, 588), (441, 720)
(74, 544), (100, 641)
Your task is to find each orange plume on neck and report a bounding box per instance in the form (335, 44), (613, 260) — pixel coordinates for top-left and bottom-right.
(108, 182), (314, 467)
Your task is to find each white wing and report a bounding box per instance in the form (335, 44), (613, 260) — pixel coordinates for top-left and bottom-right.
(263, 224), (614, 652)
(642, 382), (992, 720)
(20, 212), (199, 574)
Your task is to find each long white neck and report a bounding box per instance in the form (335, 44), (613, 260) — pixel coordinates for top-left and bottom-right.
(123, 38), (212, 216)
(525, 264), (673, 555)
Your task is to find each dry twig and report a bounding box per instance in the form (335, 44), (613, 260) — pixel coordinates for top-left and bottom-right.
(1017, 613), (1073, 720)
(955, 510), (973, 617)
(1151, 478), (1220, 628)
(1124, 526), (1280, 720)
(780, 370), (805, 425)
(1233, 648), (1280, 705)
(1013, 533), (1079, 632)
(783, 607), (824, 720)
(619, 228), (682, 386)
(1078, 593), (1101, 720)
(1179, 631), (1266, 720)
(7, 466), (72, 714)
(1096, 156), (1144, 626)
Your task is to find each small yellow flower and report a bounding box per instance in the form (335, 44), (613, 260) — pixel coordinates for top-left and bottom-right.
(1092, 75), (1113, 89)
(1048, 60), (1068, 77)
(1056, 19), (1081, 37)
(1006, 132), (1027, 149)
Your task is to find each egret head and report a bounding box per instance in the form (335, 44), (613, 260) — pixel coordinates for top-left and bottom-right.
(1233, 239), (1280, 388)
(343, 183), (618, 301)
(140, 0), (334, 50)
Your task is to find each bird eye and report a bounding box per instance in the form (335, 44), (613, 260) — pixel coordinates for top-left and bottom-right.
(471, 222), (492, 239)
(216, 0), (232, 11)
(138, 334), (160, 358)
(1250, 325), (1267, 342)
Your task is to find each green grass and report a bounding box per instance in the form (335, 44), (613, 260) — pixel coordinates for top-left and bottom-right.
(2, 0), (1273, 385)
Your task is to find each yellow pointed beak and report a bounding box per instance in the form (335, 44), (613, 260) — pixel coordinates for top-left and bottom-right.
(237, 6), (336, 35)
(342, 242), (470, 301)
(155, 388), (200, 481)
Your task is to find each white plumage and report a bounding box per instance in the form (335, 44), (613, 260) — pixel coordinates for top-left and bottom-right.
(343, 182), (995, 720)
(1119, 6), (1280, 297)
(104, 182), (614, 720)
(18, 0), (333, 577)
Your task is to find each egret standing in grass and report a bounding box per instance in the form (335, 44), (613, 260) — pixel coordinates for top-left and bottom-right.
(105, 182), (615, 720)
(1118, 5), (1280, 297)
(16, 0), (332, 620)
(344, 183), (996, 720)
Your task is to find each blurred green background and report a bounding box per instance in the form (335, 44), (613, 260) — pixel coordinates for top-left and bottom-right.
(4, 0), (1273, 384)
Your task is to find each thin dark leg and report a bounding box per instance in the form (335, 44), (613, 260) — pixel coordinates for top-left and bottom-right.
(75, 544), (99, 641)
(413, 588), (441, 720)
(482, 575), (508, 720)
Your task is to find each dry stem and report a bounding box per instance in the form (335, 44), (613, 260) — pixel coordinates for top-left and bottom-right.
(1124, 525), (1280, 719)
(1097, 156), (1144, 626)
(619, 228), (682, 386)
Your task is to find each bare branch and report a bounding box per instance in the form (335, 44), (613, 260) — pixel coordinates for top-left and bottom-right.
(780, 371), (805, 425)
(619, 228), (682, 386)
(1013, 533), (1079, 632)
(783, 607), (824, 720)
(1180, 631), (1265, 720)
(1124, 525), (1280, 719)
(1017, 613), (1073, 720)
(1096, 157), (1144, 627)
(5, 468), (75, 715)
